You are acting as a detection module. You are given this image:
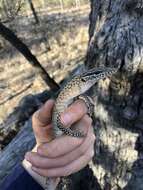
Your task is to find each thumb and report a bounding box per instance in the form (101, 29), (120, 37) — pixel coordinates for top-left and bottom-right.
(32, 99), (55, 144)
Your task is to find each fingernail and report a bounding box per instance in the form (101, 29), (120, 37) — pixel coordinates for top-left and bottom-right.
(61, 113), (71, 125)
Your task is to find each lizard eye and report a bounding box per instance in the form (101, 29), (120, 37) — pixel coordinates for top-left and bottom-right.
(81, 77), (86, 82)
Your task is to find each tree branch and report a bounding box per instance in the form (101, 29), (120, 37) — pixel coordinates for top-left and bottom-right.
(0, 22), (60, 91)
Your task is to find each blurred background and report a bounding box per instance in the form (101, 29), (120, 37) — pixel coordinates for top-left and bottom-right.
(0, 0), (90, 150)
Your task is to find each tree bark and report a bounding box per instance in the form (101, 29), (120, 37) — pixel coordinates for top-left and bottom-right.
(0, 120), (35, 184)
(0, 22), (60, 91)
(59, 0), (64, 11)
(84, 0), (143, 189)
(75, 0), (80, 9)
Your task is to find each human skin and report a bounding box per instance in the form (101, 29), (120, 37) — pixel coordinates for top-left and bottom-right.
(24, 99), (95, 178)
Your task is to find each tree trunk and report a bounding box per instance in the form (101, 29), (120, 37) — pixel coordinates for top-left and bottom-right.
(0, 120), (35, 184)
(59, 0), (64, 11)
(2, 0), (9, 18)
(75, 0), (80, 9)
(84, 0), (143, 189)
(0, 22), (60, 91)
(28, 0), (40, 24)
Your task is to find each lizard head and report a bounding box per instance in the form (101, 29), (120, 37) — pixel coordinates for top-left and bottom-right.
(59, 67), (118, 102)
(78, 67), (118, 94)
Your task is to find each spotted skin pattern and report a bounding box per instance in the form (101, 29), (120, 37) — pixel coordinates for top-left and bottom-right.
(45, 67), (119, 190)
(52, 67), (119, 138)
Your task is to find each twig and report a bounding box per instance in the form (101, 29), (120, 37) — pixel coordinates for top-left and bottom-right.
(0, 83), (33, 105)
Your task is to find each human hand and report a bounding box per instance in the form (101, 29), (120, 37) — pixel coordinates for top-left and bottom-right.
(24, 99), (95, 178)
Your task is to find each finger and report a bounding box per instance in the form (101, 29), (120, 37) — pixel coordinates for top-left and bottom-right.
(31, 145), (94, 177)
(32, 100), (55, 143)
(37, 115), (92, 157)
(60, 99), (89, 127)
(32, 99), (55, 127)
(25, 123), (95, 169)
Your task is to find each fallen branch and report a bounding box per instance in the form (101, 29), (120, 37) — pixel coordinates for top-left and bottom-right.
(0, 22), (60, 91)
(0, 120), (35, 185)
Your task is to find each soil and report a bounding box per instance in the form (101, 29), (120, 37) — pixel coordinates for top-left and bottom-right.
(0, 5), (90, 150)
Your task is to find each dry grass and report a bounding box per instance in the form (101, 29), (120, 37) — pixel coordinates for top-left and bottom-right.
(0, 5), (90, 123)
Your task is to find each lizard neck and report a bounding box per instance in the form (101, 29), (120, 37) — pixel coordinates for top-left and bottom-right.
(54, 95), (73, 114)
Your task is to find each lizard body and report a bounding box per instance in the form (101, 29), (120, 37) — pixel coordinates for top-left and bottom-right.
(52, 67), (118, 137)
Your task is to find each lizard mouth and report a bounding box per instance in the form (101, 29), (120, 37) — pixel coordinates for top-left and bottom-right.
(82, 67), (115, 78)
(82, 68), (105, 77)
